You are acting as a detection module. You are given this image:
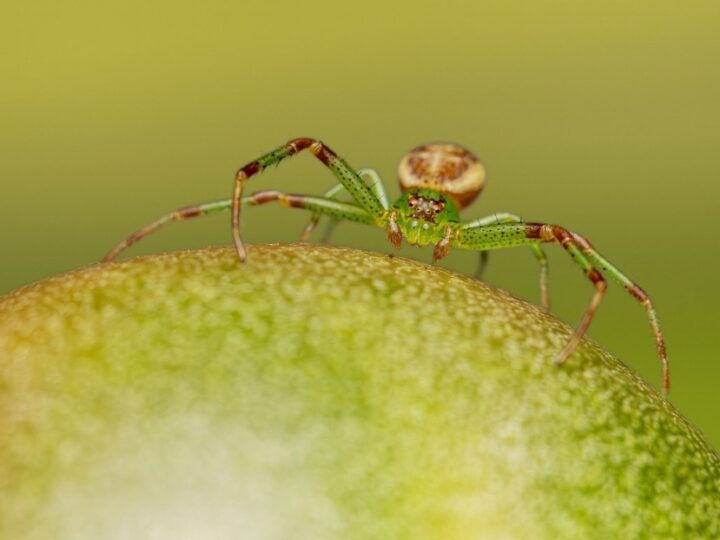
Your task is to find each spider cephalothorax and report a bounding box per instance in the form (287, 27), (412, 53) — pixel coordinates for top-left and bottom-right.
(103, 137), (671, 394)
(389, 189), (460, 249)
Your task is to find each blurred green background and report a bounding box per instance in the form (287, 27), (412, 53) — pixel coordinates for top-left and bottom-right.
(1, 1), (718, 445)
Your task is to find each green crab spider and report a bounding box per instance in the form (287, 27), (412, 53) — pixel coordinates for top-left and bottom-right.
(103, 138), (670, 394)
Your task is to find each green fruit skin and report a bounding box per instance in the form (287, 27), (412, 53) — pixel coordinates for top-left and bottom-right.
(0, 244), (718, 539)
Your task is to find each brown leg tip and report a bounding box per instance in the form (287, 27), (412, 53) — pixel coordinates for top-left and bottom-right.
(553, 340), (577, 365)
(101, 251), (118, 264)
(233, 244), (248, 264)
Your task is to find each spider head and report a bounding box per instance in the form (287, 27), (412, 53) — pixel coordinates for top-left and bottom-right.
(393, 189), (460, 224)
(398, 142), (486, 210)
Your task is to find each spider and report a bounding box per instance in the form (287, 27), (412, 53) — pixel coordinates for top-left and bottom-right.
(103, 137), (670, 394)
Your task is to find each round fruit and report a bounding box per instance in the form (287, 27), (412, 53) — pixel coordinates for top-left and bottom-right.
(0, 244), (718, 539)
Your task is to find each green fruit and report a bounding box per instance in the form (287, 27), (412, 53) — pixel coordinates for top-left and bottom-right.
(0, 244), (718, 539)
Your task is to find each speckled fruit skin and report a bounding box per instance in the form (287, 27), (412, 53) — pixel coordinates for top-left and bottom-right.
(0, 244), (718, 539)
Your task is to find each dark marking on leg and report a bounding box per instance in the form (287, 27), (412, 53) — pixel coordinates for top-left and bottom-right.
(284, 194), (307, 208)
(175, 206), (204, 219)
(248, 190), (282, 205)
(529, 225), (609, 366)
(586, 267), (603, 285)
(628, 284), (647, 302)
(232, 138), (367, 263)
(568, 232), (669, 392)
(628, 285), (670, 393)
(104, 201), (230, 263)
(288, 137), (315, 153)
(240, 161), (262, 178)
(525, 223), (544, 239)
(310, 141), (338, 165)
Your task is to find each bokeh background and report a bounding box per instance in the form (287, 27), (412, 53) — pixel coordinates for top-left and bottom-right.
(1, 1), (718, 445)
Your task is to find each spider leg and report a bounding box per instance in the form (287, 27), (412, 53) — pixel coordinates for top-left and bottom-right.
(319, 221), (339, 244)
(474, 251), (490, 279)
(103, 199), (233, 263)
(233, 139), (386, 262)
(360, 168), (390, 209)
(300, 168), (390, 242)
(567, 231), (669, 394)
(246, 190), (375, 226)
(454, 222), (669, 394)
(461, 213), (550, 310)
(103, 192), (373, 263)
(300, 183), (346, 242)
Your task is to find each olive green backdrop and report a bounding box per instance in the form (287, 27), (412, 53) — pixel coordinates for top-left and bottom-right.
(2, 1), (718, 446)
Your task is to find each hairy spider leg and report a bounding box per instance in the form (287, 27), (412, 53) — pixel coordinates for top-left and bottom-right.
(300, 168), (390, 242)
(454, 222), (669, 394)
(102, 193), (373, 263)
(233, 138), (386, 262)
(461, 214), (550, 311)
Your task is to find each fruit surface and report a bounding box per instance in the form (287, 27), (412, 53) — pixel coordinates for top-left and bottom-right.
(0, 244), (718, 539)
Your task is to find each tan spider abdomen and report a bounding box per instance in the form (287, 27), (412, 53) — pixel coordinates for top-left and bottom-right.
(398, 143), (486, 209)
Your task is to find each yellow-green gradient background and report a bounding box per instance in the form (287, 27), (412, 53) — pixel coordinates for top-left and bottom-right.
(1, 1), (718, 446)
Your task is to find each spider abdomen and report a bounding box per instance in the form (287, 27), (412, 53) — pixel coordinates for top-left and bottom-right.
(397, 143), (486, 210)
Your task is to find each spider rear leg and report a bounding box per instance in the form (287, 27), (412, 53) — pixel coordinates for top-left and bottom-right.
(233, 139), (385, 261)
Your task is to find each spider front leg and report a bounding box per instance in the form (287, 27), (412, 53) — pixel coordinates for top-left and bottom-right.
(454, 222), (669, 394)
(233, 138), (386, 261)
(462, 213), (550, 310)
(103, 193), (374, 262)
(300, 168), (390, 242)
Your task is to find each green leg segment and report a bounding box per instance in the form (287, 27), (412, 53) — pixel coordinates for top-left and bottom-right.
(569, 232), (669, 394)
(300, 168), (390, 242)
(461, 213), (550, 310)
